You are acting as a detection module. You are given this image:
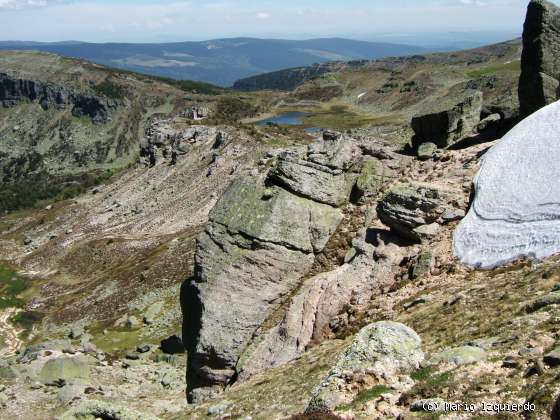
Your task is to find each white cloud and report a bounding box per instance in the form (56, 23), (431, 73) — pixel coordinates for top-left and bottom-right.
(460, 0), (487, 5)
(256, 12), (271, 20)
(0, 0), (539, 42)
(0, 0), (55, 9)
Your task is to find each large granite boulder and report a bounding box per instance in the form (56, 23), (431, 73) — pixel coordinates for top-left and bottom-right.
(39, 357), (91, 386)
(519, 0), (560, 117)
(184, 136), (369, 401)
(411, 90), (483, 148)
(454, 100), (560, 268)
(269, 135), (361, 206)
(184, 137), (364, 402)
(377, 182), (454, 242)
(306, 321), (423, 413)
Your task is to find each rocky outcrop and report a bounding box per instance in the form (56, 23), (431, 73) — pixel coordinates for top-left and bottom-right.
(0, 73), (118, 123)
(519, 0), (560, 117)
(352, 157), (391, 204)
(411, 90), (483, 148)
(184, 135), (365, 402)
(269, 136), (362, 206)
(454, 100), (560, 268)
(377, 182), (455, 242)
(306, 321), (423, 413)
(140, 122), (224, 166)
(60, 399), (161, 420)
(429, 346), (487, 366)
(237, 228), (406, 380)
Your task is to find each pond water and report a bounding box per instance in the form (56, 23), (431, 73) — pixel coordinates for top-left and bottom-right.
(256, 111), (323, 134)
(256, 111), (309, 126)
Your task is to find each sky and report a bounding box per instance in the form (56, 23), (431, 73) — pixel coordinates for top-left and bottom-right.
(0, 0), (556, 43)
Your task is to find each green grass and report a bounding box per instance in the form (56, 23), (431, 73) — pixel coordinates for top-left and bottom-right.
(213, 95), (259, 122)
(90, 325), (146, 355)
(93, 79), (127, 99)
(411, 366), (435, 382)
(0, 264), (29, 309)
(303, 109), (403, 130)
(11, 310), (42, 339)
(0, 168), (117, 214)
(466, 60), (520, 78)
(336, 385), (392, 411)
(94, 64), (225, 95)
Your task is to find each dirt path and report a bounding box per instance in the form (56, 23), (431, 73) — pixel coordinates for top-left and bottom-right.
(0, 308), (22, 357)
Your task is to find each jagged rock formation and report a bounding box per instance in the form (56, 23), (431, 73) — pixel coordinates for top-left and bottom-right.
(269, 137), (362, 206)
(0, 73), (119, 124)
(184, 134), (368, 402)
(140, 121), (225, 167)
(306, 321), (423, 413)
(519, 0), (560, 117)
(377, 182), (456, 242)
(454, 100), (560, 268)
(411, 90), (483, 148)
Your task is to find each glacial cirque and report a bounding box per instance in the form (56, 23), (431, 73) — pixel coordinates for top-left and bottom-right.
(454, 100), (560, 268)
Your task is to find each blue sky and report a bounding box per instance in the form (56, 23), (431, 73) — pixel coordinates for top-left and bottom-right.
(0, 0), (555, 43)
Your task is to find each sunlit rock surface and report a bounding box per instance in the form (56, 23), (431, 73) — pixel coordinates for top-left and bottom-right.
(454, 100), (560, 268)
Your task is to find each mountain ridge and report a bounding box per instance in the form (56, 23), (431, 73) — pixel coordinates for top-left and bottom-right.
(0, 37), (426, 87)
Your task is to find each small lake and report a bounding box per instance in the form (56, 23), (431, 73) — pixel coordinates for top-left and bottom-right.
(256, 111), (309, 126)
(256, 111), (323, 134)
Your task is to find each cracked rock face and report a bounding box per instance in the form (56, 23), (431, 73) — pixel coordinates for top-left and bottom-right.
(411, 90), (483, 148)
(187, 178), (340, 394)
(236, 229), (406, 381)
(0, 73), (118, 124)
(519, 0), (560, 117)
(184, 134), (365, 401)
(377, 182), (454, 242)
(454, 100), (560, 269)
(269, 135), (361, 206)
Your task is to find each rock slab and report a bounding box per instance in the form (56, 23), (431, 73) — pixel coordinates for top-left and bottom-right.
(411, 90), (483, 148)
(519, 0), (560, 117)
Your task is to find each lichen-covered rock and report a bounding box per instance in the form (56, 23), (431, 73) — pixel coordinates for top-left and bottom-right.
(352, 157), (389, 203)
(207, 177), (342, 254)
(519, 0), (560, 117)
(377, 182), (453, 242)
(411, 90), (483, 148)
(237, 231), (377, 379)
(39, 357), (91, 386)
(60, 399), (160, 420)
(306, 321), (423, 413)
(417, 142), (438, 160)
(410, 252), (434, 279)
(185, 173), (344, 401)
(269, 135), (361, 206)
(454, 101), (560, 269)
(429, 346), (487, 366)
(526, 291), (560, 313)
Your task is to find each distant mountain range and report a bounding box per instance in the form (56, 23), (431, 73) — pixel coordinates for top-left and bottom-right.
(0, 38), (425, 87)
